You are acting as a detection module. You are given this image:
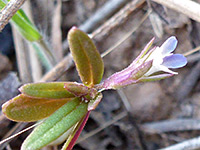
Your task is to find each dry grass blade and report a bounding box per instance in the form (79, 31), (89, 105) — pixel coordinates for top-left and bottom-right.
(0, 122), (42, 147)
(12, 25), (32, 83)
(24, 0), (42, 82)
(183, 45), (200, 57)
(52, 0), (63, 60)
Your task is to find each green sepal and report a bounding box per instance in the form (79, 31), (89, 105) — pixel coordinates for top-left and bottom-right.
(68, 27), (104, 87)
(20, 82), (75, 99)
(64, 82), (89, 97)
(2, 94), (73, 122)
(21, 97), (88, 150)
(138, 73), (174, 82)
(88, 93), (103, 111)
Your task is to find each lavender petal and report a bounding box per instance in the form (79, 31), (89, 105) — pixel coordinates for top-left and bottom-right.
(161, 36), (178, 55)
(162, 54), (187, 68)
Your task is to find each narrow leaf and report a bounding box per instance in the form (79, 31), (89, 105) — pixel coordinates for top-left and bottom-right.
(2, 94), (73, 122)
(20, 82), (75, 99)
(21, 98), (88, 150)
(68, 27), (104, 87)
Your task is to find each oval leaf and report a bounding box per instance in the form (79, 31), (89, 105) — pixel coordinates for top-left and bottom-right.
(21, 97), (88, 150)
(2, 94), (73, 122)
(20, 82), (75, 99)
(68, 27), (104, 87)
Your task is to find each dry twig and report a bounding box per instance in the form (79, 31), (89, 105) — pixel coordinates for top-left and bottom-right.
(51, 0), (63, 60)
(0, 0), (26, 31)
(152, 0), (200, 22)
(142, 119), (200, 133)
(24, 0), (42, 82)
(160, 136), (200, 150)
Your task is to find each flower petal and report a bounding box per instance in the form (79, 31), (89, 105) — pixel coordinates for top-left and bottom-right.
(145, 65), (177, 76)
(161, 36), (178, 55)
(162, 54), (187, 68)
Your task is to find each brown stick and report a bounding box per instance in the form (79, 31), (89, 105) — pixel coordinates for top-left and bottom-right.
(142, 119), (200, 133)
(0, 0), (26, 31)
(40, 54), (73, 82)
(51, 0), (63, 60)
(160, 136), (200, 150)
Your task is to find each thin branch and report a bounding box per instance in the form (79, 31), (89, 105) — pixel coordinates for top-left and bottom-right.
(0, 0), (26, 31)
(91, 0), (145, 40)
(51, 0), (63, 60)
(78, 0), (129, 32)
(152, 0), (200, 23)
(142, 119), (200, 134)
(160, 136), (200, 150)
(40, 54), (73, 82)
(183, 45), (200, 57)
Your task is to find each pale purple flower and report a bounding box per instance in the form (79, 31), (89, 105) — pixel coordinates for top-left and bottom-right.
(100, 36), (187, 90)
(144, 36), (187, 76)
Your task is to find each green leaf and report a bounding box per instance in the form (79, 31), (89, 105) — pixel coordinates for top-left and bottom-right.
(21, 97), (88, 150)
(20, 82), (75, 99)
(68, 27), (104, 87)
(2, 94), (73, 122)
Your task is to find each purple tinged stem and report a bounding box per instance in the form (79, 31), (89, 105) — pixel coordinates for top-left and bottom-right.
(66, 111), (90, 150)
